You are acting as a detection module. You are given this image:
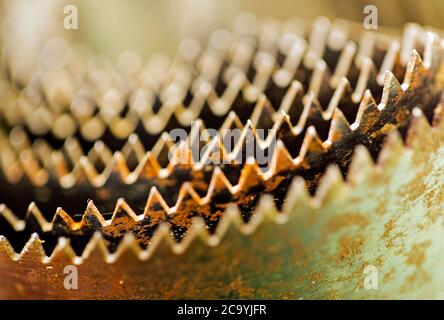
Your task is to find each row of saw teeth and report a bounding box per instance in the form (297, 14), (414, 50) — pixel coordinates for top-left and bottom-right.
(0, 103), (439, 259)
(0, 17), (443, 257)
(0, 19), (430, 144)
(0, 47), (443, 255)
(0, 46), (440, 189)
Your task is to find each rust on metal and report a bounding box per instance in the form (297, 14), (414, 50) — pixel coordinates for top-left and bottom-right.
(1, 16), (444, 299)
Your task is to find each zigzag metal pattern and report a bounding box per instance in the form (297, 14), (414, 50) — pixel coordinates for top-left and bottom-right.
(1, 16), (444, 264)
(0, 104), (437, 262)
(0, 63), (440, 255)
(0, 20), (429, 142)
(0, 48), (439, 190)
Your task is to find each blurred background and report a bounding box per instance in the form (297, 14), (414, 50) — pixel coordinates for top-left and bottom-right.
(1, 0), (443, 83)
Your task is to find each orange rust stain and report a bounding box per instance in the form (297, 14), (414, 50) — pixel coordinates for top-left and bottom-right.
(325, 290), (340, 300)
(406, 241), (431, 268)
(375, 199), (388, 217)
(324, 213), (369, 234)
(337, 234), (364, 263)
(382, 219), (395, 239)
(380, 219), (404, 248)
(309, 272), (323, 285)
(383, 267), (395, 283)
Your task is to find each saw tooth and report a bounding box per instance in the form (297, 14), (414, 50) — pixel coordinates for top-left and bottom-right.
(304, 17), (331, 69)
(299, 126), (327, 161)
(346, 145), (375, 185)
(167, 140), (194, 168)
(403, 49), (428, 89)
(295, 93), (325, 133)
(313, 164), (344, 207)
(236, 157), (265, 191)
(19, 149), (49, 187)
(9, 126), (31, 152)
(134, 151), (161, 180)
(122, 134), (145, 163)
(211, 72), (246, 117)
(377, 40), (401, 85)
(324, 76), (354, 120)
(169, 184), (207, 242)
(245, 52), (275, 102)
(327, 108), (351, 144)
(52, 207), (76, 231)
(142, 186), (170, 218)
(220, 111), (244, 134)
(273, 37), (307, 88)
(197, 136), (226, 169)
(276, 80), (304, 120)
(376, 129), (405, 167)
(423, 31), (442, 70)
(379, 71), (404, 110)
(20, 233), (47, 262)
(90, 140), (113, 165)
(306, 59), (330, 101)
(110, 151), (131, 180)
(175, 182), (203, 208)
(110, 198), (139, 226)
(151, 132), (176, 165)
(352, 89), (379, 132)
(110, 232), (143, 262)
(281, 176), (311, 213)
(242, 194), (278, 233)
(81, 200), (106, 230)
(32, 139), (53, 168)
(401, 23), (422, 66)
(207, 204), (243, 246)
(63, 136), (84, 165)
(0, 234), (20, 261)
(269, 139), (295, 173)
(0, 204), (25, 232)
(24, 202), (51, 233)
(352, 56), (378, 103)
(80, 231), (111, 262)
(249, 94), (275, 128)
(330, 41), (357, 89)
(48, 237), (78, 265)
(206, 166), (234, 196)
(406, 107), (433, 149)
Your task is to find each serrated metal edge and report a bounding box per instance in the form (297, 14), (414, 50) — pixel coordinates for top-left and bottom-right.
(0, 49), (439, 189)
(0, 105), (435, 264)
(0, 20), (434, 141)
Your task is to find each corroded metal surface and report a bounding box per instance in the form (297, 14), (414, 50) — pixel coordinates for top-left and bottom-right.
(1, 17), (444, 299)
(2, 112), (444, 299)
